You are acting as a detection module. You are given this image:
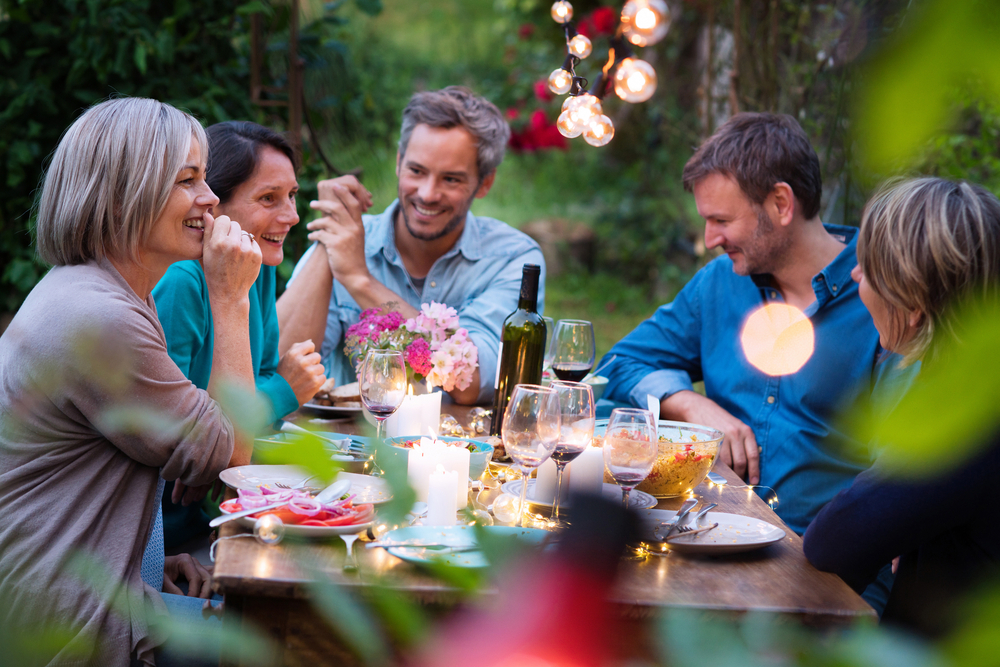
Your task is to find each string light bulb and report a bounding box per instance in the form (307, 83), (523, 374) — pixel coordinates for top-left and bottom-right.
(254, 515), (285, 545)
(557, 110), (584, 138)
(548, 68), (573, 95)
(621, 0), (671, 47)
(563, 93), (603, 130)
(614, 57), (657, 103)
(583, 115), (615, 147)
(567, 34), (592, 59)
(551, 0), (573, 23)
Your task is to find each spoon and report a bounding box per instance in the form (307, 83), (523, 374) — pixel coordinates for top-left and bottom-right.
(341, 533), (360, 572)
(692, 502), (717, 524)
(209, 479), (352, 528)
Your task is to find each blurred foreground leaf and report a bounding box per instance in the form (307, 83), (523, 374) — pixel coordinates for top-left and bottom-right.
(854, 0), (1000, 173)
(253, 432), (340, 486)
(943, 581), (1000, 667)
(303, 564), (390, 666)
(65, 551), (277, 666)
(215, 380), (271, 437)
(0, 623), (95, 666)
(372, 438), (415, 526)
(845, 301), (1000, 476)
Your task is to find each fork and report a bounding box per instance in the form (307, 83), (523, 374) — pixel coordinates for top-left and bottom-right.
(654, 498), (698, 540)
(667, 522), (719, 540)
(274, 475), (317, 490)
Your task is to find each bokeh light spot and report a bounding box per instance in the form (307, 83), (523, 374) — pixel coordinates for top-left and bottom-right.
(740, 303), (815, 376)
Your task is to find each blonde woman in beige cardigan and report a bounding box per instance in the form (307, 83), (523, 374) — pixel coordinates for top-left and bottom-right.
(0, 98), (261, 665)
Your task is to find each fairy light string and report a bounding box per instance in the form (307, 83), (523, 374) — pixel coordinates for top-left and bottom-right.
(546, 0), (669, 146)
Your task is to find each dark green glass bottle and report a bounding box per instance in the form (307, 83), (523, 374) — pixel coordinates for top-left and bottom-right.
(489, 264), (546, 436)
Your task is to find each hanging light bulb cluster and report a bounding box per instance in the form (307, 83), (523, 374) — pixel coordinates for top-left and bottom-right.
(545, 0), (670, 146)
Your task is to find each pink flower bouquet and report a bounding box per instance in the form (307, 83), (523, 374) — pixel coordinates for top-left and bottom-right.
(344, 302), (479, 392)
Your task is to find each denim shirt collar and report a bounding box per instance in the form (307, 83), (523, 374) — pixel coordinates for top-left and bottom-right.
(750, 224), (859, 309)
(365, 199), (483, 265)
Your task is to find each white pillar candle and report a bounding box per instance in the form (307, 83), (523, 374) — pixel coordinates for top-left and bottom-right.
(386, 390), (443, 438)
(533, 458), (557, 502)
(425, 464), (458, 526)
(441, 443), (471, 508)
(407, 446), (431, 502)
(568, 446), (604, 495)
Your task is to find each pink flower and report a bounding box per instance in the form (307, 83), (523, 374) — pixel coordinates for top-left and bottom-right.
(591, 6), (617, 35)
(405, 338), (433, 376)
(534, 81), (554, 103)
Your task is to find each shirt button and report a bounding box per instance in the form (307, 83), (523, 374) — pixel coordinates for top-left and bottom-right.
(430, 281), (437, 288)
(770, 291), (778, 299)
(767, 396), (775, 404)
(831, 284), (838, 292)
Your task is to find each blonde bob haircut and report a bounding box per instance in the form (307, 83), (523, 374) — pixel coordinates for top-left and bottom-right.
(858, 177), (1000, 366)
(36, 97), (207, 266)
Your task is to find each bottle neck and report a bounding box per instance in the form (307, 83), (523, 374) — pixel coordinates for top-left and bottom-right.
(518, 266), (540, 312)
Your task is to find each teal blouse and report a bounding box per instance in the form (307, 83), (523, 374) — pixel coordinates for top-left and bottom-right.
(152, 261), (299, 426)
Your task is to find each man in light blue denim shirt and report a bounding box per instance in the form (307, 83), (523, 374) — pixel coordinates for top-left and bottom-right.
(603, 113), (915, 539)
(278, 87), (544, 404)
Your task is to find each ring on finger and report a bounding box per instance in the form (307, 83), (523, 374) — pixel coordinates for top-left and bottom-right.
(242, 231), (255, 241)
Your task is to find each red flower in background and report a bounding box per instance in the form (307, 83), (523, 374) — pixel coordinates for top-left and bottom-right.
(533, 80), (554, 103)
(508, 110), (568, 152)
(591, 6), (617, 35)
(505, 107), (520, 121)
(518, 22), (535, 39)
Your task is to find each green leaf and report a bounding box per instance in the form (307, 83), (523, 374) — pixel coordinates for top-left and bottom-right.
(353, 0), (381, 16)
(369, 438), (415, 526)
(134, 40), (146, 74)
(844, 298), (1000, 477)
(253, 431), (340, 486)
(303, 567), (390, 666)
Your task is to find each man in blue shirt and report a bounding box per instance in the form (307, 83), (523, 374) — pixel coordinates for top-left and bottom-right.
(278, 87), (544, 404)
(604, 113), (907, 537)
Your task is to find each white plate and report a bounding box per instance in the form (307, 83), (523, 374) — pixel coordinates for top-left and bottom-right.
(636, 509), (786, 554)
(220, 509), (372, 538)
(382, 525), (549, 568)
(501, 479), (657, 510)
(219, 465), (393, 505)
(303, 403), (365, 418)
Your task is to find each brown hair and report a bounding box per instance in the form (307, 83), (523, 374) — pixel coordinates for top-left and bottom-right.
(682, 112), (822, 219)
(859, 177), (1000, 365)
(398, 86), (510, 181)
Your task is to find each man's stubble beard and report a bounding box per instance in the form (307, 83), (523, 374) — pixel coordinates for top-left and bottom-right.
(397, 183), (481, 242)
(732, 206), (792, 276)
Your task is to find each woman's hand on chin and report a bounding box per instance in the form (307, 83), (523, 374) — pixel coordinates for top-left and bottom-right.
(202, 212), (262, 303)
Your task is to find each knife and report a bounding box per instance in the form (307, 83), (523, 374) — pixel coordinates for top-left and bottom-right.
(654, 498), (698, 540)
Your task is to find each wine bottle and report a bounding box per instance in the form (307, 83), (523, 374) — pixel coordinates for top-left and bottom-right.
(489, 264), (546, 436)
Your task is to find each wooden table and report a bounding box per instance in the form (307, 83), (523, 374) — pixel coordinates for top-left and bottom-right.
(213, 406), (874, 665)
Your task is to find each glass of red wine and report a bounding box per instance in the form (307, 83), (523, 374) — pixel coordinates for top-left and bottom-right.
(551, 320), (596, 382)
(359, 349), (407, 441)
(549, 380), (595, 525)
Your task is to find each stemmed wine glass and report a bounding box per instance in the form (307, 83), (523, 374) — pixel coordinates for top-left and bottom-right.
(549, 380), (595, 525)
(502, 384), (561, 527)
(542, 316), (555, 373)
(359, 349), (407, 441)
(551, 320), (596, 382)
(602, 408), (657, 509)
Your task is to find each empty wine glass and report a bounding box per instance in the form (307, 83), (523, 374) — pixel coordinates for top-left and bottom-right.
(502, 384), (561, 527)
(602, 408), (657, 509)
(549, 380), (595, 525)
(551, 320), (596, 382)
(542, 316), (555, 372)
(359, 349), (407, 441)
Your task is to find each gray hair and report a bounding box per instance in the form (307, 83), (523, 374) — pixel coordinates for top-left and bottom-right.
(397, 86), (510, 181)
(858, 177), (1000, 366)
(36, 98), (208, 266)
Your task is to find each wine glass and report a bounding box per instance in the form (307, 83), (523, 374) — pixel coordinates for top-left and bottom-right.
(551, 320), (596, 382)
(359, 349), (407, 441)
(542, 316), (555, 371)
(502, 384), (561, 527)
(602, 408), (657, 509)
(549, 380), (595, 525)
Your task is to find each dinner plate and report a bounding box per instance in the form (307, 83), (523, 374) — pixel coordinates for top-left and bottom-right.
(220, 508), (372, 538)
(381, 525), (549, 568)
(302, 402), (365, 418)
(219, 465), (393, 505)
(636, 509), (786, 555)
(500, 479), (657, 510)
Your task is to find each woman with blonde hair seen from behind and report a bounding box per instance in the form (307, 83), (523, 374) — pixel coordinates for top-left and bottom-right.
(804, 177), (1000, 637)
(0, 98), (260, 665)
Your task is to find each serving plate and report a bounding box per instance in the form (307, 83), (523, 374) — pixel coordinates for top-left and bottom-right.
(219, 507), (372, 538)
(636, 509), (786, 555)
(500, 479), (657, 510)
(219, 465), (392, 505)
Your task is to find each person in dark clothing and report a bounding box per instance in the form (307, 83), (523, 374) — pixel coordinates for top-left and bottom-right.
(803, 177), (1000, 636)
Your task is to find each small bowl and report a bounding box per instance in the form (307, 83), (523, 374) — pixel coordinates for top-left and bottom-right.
(584, 375), (609, 401)
(385, 436), (495, 480)
(595, 420), (722, 497)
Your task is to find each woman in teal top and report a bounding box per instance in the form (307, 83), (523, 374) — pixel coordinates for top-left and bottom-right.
(153, 121), (326, 548)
